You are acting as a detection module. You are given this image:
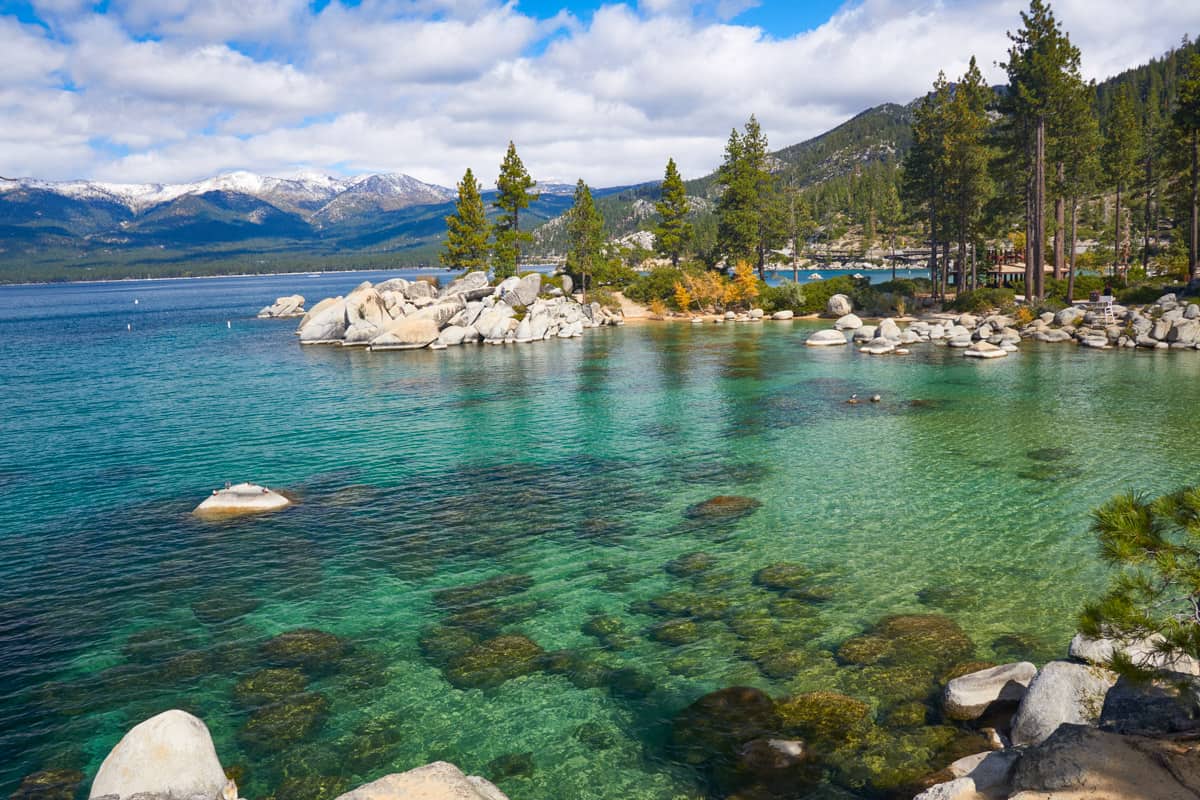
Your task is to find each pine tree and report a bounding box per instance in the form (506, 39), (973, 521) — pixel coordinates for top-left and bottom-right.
(1059, 89), (1101, 302)
(440, 168), (491, 270)
(1104, 88), (1143, 271)
(655, 158), (691, 266)
(1176, 54), (1200, 280)
(902, 72), (952, 298)
(492, 142), (539, 280)
(1000, 0), (1084, 300)
(716, 115), (785, 279)
(565, 179), (605, 303)
(944, 57), (994, 293)
(1080, 486), (1200, 682)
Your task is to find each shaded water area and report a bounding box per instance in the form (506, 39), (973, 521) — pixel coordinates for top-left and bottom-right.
(3, 271), (1200, 800)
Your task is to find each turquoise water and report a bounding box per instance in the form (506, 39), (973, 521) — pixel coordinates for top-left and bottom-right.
(3, 271), (1200, 800)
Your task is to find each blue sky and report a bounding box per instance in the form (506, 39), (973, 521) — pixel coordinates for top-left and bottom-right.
(1, 0), (1197, 186)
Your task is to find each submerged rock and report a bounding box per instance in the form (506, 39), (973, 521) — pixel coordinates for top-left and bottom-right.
(260, 628), (346, 672)
(239, 691), (329, 749)
(671, 686), (780, 767)
(753, 563), (812, 592)
(684, 495), (762, 520)
(444, 634), (544, 689)
(89, 709), (227, 800)
(12, 770), (84, 800)
(233, 667), (308, 707)
(665, 551), (718, 577)
(193, 483), (290, 517)
(776, 692), (870, 746)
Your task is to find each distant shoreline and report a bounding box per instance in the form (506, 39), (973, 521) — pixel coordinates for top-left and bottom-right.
(0, 266), (462, 289)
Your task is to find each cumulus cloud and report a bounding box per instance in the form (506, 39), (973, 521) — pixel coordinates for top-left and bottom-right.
(1, 0), (1197, 186)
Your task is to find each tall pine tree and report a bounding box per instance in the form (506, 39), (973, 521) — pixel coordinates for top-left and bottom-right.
(902, 72), (952, 298)
(716, 115), (785, 279)
(1104, 87), (1142, 271)
(654, 158), (691, 266)
(944, 57), (994, 292)
(492, 142), (539, 280)
(1000, 0), (1084, 300)
(566, 179), (605, 303)
(1176, 54), (1200, 280)
(440, 168), (491, 270)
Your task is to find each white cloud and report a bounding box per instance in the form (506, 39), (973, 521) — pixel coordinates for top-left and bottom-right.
(1, 0), (1197, 185)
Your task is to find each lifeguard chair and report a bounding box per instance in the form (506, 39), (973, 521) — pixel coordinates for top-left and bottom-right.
(1088, 290), (1117, 325)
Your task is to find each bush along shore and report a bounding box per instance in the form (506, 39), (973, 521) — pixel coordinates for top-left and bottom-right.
(800, 291), (1200, 358)
(257, 271), (623, 350)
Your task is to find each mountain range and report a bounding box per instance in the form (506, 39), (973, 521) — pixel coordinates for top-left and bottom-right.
(0, 86), (920, 282)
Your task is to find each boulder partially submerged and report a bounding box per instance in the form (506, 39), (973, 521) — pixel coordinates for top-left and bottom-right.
(193, 483), (290, 517)
(332, 763), (509, 800)
(257, 295), (305, 319)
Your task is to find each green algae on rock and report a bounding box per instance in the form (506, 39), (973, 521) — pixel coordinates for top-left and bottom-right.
(239, 692), (330, 751)
(665, 551), (719, 577)
(650, 618), (702, 646)
(671, 686), (780, 767)
(776, 692), (871, 746)
(444, 634), (544, 689)
(9, 770), (84, 800)
(261, 629), (347, 673)
(753, 563), (813, 592)
(684, 495), (762, 521)
(234, 668), (308, 708)
(432, 574), (534, 610)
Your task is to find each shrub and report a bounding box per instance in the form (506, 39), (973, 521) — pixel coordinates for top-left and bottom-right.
(799, 275), (863, 315)
(951, 288), (1015, 313)
(1014, 307), (1035, 325)
(626, 266), (688, 305)
(648, 298), (667, 318)
(1117, 285), (1165, 305)
(587, 287), (621, 311)
(760, 281), (806, 314)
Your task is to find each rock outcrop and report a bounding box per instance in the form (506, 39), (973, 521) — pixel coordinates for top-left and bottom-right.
(290, 273), (620, 351)
(943, 662), (1037, 721)
(1009, 660), (1117, 746)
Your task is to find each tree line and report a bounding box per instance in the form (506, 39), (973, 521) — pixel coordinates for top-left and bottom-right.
(443, 1), (1200, 304)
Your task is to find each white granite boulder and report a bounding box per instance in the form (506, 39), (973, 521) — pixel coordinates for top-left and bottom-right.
(943, 662), (1036, 721)
(332, 763), (508, 800)
(89, 710), (228, 800)
(502, 273), (542, 307)
(805, 329), (848, 347)
(826, 294), (853, 316)
(257, 295), (305, 319)
(876, 318), (902, 341)
(771, 310), (794, 320)
(835, 313), (863, 331)
(194, 483), (290, 517)
(1069, 632), (1200, 676)
(964, 341), (1007, 359)
(1010, 660), (1117, 746)
(297, 296), (348, 343)
(370, 318), (440, 350)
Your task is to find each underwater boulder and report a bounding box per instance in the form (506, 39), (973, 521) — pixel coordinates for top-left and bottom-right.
(753, 563), (813, 592)
(261, 628), (347, 673)
(650, 618), (702, 646)
(233, 667), (308, 708)
(776, 692), (871, 748)
(238, 692), (329, 750)
(432, 574), (534, 611)
(671, 686), (781, 767)
(665, 551), (719, 577)
(684, 496), (762, 521)
(11, 770), (84, 800)
(444, 635), (544, 689)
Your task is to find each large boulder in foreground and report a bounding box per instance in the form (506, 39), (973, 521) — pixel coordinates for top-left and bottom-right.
(89, 710), (228, 800)
(1010, 660), (1116, 746)
(332, 763), (509, 800)
(1010, 724), (1200, 799)
(194, 483), (290, 517)
(942, 662), (1036, 721)
(502, 273), (542, 307)
(297, 296), (347, 343)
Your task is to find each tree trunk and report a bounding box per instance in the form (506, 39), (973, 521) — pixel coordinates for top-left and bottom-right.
(1054, 162), (1065, 280)
(1067, 198), (1079, 303)
(1192, 129), (1199, 281)
(1114, 183), (1122, 278)
(514, 208), (521, 272)
(957, 210), (967, 297)
(929, 208), (939, 300)
(1033, 117), (1046, 301)
(1025, 172), (1034, 301)
(1143, 152), (1153, 271)
(941, 241), (950, 299)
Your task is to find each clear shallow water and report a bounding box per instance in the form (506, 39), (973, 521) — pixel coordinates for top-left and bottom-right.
(2, 270), (1200, 800)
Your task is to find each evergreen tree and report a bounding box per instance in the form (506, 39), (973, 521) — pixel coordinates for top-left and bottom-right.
(1080, 486), (1200, 682)
(716, 115), (785, 279)
(785, 189), (818, 283)
(492, 142), (539, 280)
(999, 0), (1084, 300)
(1104, 88), (1143, 271)
(944, 57), (994, 293)
(440, 168), (491, 270)
(565, 179), (605, 303)
(1176, 54), (1200, 280)
(654, 158), (692, 266)
(902, 72), (952, 298)
(1060, 90), (1102, 301)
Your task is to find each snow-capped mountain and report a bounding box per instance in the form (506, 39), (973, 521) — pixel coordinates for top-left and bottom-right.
(0, 170), (454, 218)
